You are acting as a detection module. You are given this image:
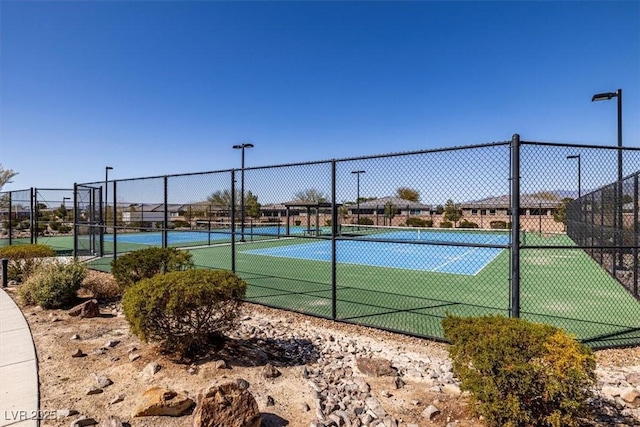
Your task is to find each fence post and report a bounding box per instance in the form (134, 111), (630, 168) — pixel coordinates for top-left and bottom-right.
(30, 187), (35, 245)
(510, 134), (521, 318)
(634, 174), (639, 298)
(7, 192), (12, 246)
(331, 160), (337, 320)
(113, 181), (118, 260)
(73, 184), (77, 258)
(162, 176), (168, 248)
(231, 170), (236, 273)
(1, 258), (7, 288)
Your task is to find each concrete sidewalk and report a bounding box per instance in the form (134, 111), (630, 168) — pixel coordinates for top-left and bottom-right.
(0, 288), (38, 427)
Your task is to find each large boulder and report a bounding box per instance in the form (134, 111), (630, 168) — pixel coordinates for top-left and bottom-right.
(68, 299), (100, 318)
(192, 380), (261, 427)
(132, 387), (194, 417)
(355, 357), (396, 377)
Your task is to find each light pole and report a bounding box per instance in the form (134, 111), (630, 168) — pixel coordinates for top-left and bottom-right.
(62, 197), (70, 208)
(351, 170), (365, 226)
(566, 155), (581, 199)
(105, 166), (113, 229)
(232, 143), (254, 242)
(592, 89), (623, 269)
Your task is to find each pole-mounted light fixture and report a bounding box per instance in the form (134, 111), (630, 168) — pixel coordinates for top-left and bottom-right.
(232, 143), (254, 242)
(592, 88), (623, 269)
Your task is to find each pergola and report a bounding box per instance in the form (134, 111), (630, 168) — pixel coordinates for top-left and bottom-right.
(282, 200), (338, 236)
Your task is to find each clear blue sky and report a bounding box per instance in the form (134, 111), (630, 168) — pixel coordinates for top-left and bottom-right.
(1, 0), (639, 192)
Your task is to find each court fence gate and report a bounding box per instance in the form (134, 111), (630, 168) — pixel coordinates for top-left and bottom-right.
(0, 188), (75, 254)
(3, 135), (639, 348)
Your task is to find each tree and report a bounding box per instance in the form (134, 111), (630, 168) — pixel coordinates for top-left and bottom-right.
(244, 191), (261, 218)
(294, 189), (328, 203)
(435, 204), (444, 215)
(443, 199), (462, 227)
(0, 164), (18, 191)
(553, 197), (574, 230)
(206, 189), (260, 219)
(384, 201), (396, 225)
(207, 189), (235, 210)
(396, 187), (420, 202)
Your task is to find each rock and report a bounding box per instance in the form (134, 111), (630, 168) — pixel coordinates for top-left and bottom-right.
(70, 334), (81, 340)
(71, 349), (85, 358)
(129, 353), (141, 362)
(192, 381), (261, 427)
(132, 386), (194, 417)
(99, 415), (124, 427)
(86, 386), (103, 395)
(262, 363), (281, 379)
(266, 395), (275, 406)
(394, 377), (405, 389)
(68, 299), (100, 318)
(105, 340), (120, 348)
(422, 404), (440, 420)
(95, 375), (113, 388)
(627, 373), (640, 386)
(356, 358), (396, 377)
(442, 384), (461, 395)
(70, 417), (98, 427)
(213, 360), (227, 369)
(235, 378), (250, 390)
(143, 361), (161, 378)
(109, 394), (125, 405)
(620, 387), (640, 406)
(56, 409), (78, 418)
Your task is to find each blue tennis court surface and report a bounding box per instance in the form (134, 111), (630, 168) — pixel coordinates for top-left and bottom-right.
(242, 240), (505, 275)
(105, 226), (306, 245)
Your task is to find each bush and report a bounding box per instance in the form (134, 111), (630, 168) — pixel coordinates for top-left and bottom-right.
(122, 269), (247, 359)
(406, 217), (428, 227)
(357, 217), (374, 225)
(0, 244), (57, 282)
(442, 315), (596, 427)
(110, 247), (194, 292)
(19, 260), (87, 308)
(489, 220), (508, 229)
(81, 270), (120, 300)
(440, 221), (453, 228)
(458, 220), (479, 229)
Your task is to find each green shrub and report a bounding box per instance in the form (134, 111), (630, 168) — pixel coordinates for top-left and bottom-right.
(357, 217), (374, 225)
(58, 224), (72, 233)
(110, 247), (194, 292)
(406, 217), (428, 227)
(489, 220), (508, 229)
(459, 220), (479, 229)
(440, 221), (453, 228)
(122, 269), (247, 359)
(442, 315), (596, 427)
(19, 260), (87, 308)
(0, 244), (57, 282)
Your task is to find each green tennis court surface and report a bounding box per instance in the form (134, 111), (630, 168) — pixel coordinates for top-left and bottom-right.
(84, 232), (639, 349)
(11, 231), (637, 348)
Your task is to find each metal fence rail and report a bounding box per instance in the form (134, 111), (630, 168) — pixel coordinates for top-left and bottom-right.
(2, 135), (639, 348)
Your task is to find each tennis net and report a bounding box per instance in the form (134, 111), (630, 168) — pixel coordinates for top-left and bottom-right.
(339, 224), (513, 245)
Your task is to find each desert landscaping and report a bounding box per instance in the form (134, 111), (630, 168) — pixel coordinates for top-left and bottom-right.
(1, 270), (638, 427)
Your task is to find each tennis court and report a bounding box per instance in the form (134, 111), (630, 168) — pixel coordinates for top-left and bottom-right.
(242, 239), (504, 275)
(29, 225), (640, 348)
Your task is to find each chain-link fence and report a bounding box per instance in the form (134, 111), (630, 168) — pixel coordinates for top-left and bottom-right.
(2, 138), (637, 347)
(567, 170), (639, 300)
(0, 188), (75, 254)
(64, 136), (638, 348)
